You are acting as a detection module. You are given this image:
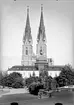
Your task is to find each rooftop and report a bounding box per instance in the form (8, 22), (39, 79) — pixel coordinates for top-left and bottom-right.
(8, 65), (64, 71)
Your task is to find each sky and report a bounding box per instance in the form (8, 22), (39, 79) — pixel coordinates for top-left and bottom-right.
(0, 0), (74, 71)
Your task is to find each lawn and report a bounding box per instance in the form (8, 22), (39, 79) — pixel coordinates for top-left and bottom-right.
(0, 90), (74, 105)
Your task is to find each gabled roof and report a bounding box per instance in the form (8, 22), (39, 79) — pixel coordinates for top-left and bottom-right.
(48, 65), (64, 71)
(8, 65), (36, 71)
(8, 65), (64, 71)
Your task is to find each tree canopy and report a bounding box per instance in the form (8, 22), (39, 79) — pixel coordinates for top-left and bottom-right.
(55, 65), (74, 87)
(0, 72), (24, 88)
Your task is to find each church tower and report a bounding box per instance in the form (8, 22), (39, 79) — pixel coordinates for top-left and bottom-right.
(36, 5), (47, 59)
(21, 6), (33, 66)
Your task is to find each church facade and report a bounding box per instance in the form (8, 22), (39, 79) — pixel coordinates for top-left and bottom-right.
(8, 6), (64, 78)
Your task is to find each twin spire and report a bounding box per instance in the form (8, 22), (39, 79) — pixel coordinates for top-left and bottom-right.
(37, 4), (46, 42)
(26, 6), (30, 28)
(40, 4), (44, 28)
(23, 5), (46, 43)
(23, 6), (32, 43)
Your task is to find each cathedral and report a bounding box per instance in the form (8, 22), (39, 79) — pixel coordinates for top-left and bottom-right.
(8, 5), (64, 78)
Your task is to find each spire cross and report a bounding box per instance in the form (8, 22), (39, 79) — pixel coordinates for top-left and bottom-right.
(27, 6), (29, 14)
(26, 6), (30, 26)
(41, 4), (43, 12)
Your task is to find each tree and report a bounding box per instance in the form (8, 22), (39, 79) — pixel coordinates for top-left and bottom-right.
(44, 76), (52, 90)
(0, 71), (3, 82)
(9, 72), (22, 78)
(0, 71), (3, 86)
(51, 78), (57, 90)
(0, 72), (24, 88)
(29, 73), (31, 78)
(39, 69), (48, 78)
(0, 75), (8, 87)
(12, 77), (24, 88)
(25, 76), (41, 87)
(56, 65), (74, 87)
(32, 71), (35, 77)
(2, 71), (8, 77)
(29, 82), (44, 95)
(55, 76), (64, 87)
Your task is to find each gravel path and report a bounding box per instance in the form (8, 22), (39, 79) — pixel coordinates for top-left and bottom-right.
(0, 88), (28, 97)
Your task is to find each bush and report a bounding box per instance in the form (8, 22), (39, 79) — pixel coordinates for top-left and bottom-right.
(0, 72), (24, 88)
(25, 76), (42, 88)
(12, 81), (24, 88)
(29, 82), (44, 95)
(51, 78), (57, 90)
(59, 65), (74, 86)
(43, 76), (52, 91)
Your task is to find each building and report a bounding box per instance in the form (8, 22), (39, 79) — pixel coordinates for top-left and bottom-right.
(8, 5), (64, 78)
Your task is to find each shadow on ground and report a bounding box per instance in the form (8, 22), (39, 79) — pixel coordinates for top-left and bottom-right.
(0, 91), (74, 105)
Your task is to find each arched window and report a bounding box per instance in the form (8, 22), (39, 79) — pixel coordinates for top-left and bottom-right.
(26, 47), (28, 55)
(40, 47), (43, 55)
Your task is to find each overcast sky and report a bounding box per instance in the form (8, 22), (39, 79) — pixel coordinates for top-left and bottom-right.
(1, 0), (74, 71)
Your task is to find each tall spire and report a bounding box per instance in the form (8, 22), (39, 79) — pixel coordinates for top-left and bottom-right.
(23, 6), (32, 43)
(26, 6), (30, 28)
(40, 4), (44, 27)
(37, 4), (46, 42)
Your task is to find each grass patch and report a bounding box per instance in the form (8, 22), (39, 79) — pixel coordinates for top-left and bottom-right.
(0, 90), (74, 105)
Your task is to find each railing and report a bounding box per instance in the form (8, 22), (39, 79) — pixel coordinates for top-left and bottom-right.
(38, 89), (54, 99)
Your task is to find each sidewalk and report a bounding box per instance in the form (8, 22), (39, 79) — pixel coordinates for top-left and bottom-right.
(0, 88), (28, 97)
